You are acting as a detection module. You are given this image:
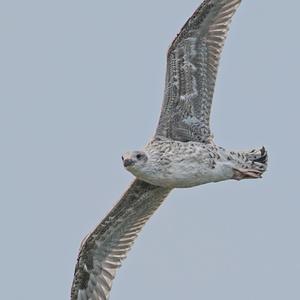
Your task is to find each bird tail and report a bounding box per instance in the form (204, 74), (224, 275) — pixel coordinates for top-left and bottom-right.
(232, 147), (268, 180)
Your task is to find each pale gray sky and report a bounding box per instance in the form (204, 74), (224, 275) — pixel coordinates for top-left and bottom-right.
(1, 1), (300, 299)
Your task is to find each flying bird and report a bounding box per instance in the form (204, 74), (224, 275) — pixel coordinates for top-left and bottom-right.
(71, 0), (268, 299)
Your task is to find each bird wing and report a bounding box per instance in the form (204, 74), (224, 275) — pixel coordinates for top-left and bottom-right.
(155, 0), (241, 143)
(71, 179), (171, 300)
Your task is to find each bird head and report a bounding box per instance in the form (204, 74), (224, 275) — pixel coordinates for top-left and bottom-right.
(121, 151), (148, 173)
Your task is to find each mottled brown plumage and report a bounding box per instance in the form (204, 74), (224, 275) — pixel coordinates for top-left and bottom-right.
(71, 1), (268, 299)
(71, 180), (171, 300)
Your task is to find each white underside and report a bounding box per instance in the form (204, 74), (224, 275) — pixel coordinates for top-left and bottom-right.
(125, 140), (240, 188)
(131, 159), (235, 188)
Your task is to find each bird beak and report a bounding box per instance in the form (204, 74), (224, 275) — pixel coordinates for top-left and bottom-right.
(123, 159), (134, 167)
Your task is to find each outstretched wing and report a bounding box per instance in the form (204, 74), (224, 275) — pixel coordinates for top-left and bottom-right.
(155, 0), (241, 143)
(71, 179), (171, 300)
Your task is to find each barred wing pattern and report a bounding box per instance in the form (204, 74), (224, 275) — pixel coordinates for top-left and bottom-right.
(71, 180), (171, 300)
(156, 0), (241, 143)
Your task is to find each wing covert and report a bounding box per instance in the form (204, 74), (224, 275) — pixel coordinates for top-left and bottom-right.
(155, 0), (241, 143)
(71, 179), (171, 300)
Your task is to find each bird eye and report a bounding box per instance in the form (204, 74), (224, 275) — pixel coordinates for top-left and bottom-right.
(136, 154), (142, 160)
(121, 156), (124, 161)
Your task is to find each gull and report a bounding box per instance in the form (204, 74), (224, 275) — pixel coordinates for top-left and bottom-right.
(71, 0), (268, 299)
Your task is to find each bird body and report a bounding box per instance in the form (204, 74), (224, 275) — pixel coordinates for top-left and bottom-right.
(71, 1), (269, 299)
(123, 138), (267, 188)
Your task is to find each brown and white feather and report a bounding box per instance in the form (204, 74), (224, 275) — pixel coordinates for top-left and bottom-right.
(156, 0), (241, 143)
(71, 180), (171, 300)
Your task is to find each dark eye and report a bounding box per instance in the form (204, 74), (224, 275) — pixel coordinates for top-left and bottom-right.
(121, 156), (124, 161)
(136, 154), (142, 160)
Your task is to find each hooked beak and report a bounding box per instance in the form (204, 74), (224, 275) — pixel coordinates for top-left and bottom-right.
(123, 158), (134, 167)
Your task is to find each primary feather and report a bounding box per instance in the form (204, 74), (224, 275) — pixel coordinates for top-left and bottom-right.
(156, 0), (241, 142)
